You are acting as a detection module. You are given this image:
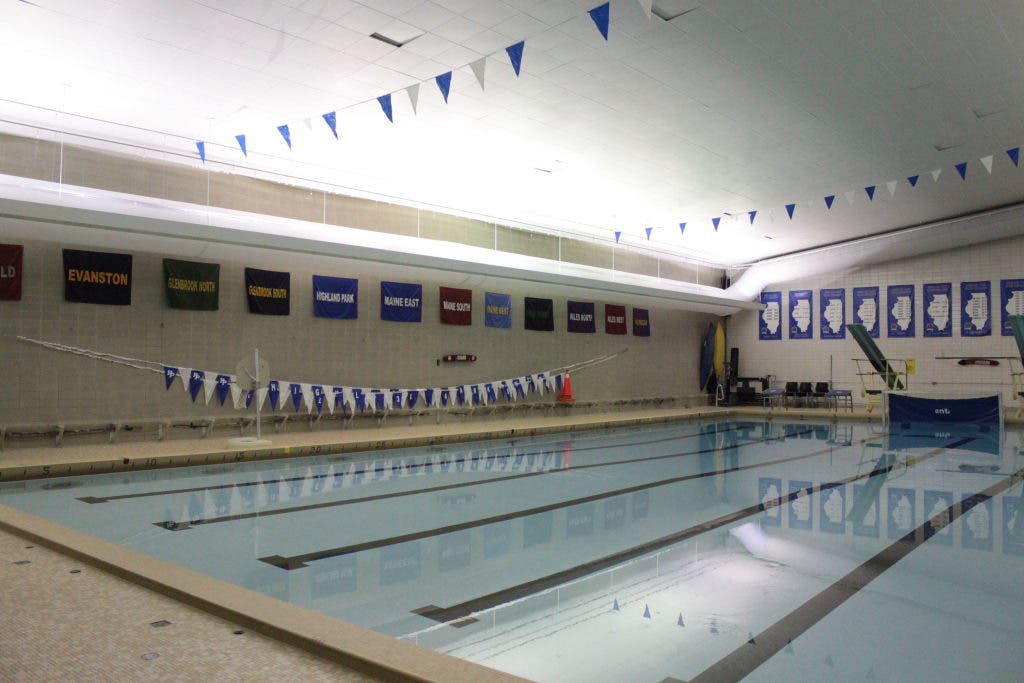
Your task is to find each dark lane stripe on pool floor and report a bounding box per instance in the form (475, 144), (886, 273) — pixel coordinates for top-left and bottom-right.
(408, 437), (972, 625)
(689, 439), (1019, 683)
(153, 428), (804, 531)
(258, 432), (868, 570)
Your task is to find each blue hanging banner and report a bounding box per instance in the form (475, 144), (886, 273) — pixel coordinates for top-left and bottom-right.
(277, 124), (291, 149)
(163, 366), (179, 390)
(352, 388), (366, 412)
(268, 380), (280, 410)
(632, 307), (650, 337)
(423, 388), (435, 408)
(819, 288), (845, 340)
(380, 281), (422, 322)
(235, 134), (247, 157)
(865, 185), (876, 200)
(216, 374), (231, 405)
(824, 195), (835, 209)
(435, 71), (452, 103)
(188, 370), (204, 402)
(506, 41), (525, 76)
(748, 210), (756, 224)
(290, 383), (303, 411)
(407, 389), (419, 409)
(485, 383), (497, 403)
(711, 216), (720, 231)
(322, 111), (338, 139)
(853, 286), (880, 338)
(1007, 147), (1020, 167)
(1000, 278), (1024, 335)
(960, 280), (991, 337)
(378, 94), (394, 123)
(907, 175), (919, 187)
(785, 203), (796, 219)
(887, 284), (915, 338)
(679, 222), (686, 235)
(245, 389), (254, 409)
(313, 275), (358, 319)
(195, 141), (206, 162)
(956, 161), (968, 180)
(567, 300), (596, 333)
(391, 389), (404, 410)
(788, 290), (813, 339)
(588, 2), (610, 40)
(645, 227), (653, 240)
(614, 230), (621, 243)
(484, 291), (511, 328)
(922, 282), (952, 337)
(759, 291), (782, 340)
(312, 385), (325, 413)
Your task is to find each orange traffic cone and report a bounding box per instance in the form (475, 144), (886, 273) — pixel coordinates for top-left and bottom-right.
(557, 371), (576, 404)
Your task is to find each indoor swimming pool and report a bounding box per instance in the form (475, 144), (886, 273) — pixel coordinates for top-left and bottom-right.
(1, 419), (1022, 682)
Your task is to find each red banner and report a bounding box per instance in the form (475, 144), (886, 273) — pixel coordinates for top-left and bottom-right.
(605, 304), (626, 334)
(0, 244), (23, 301)
(440, 286), (472, 325)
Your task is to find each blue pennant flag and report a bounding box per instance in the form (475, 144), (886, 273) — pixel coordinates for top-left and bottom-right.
(407, 390), (419, 409)
(195, 141), (206, 162)
(1007, 147), (1020, 167)
(245, 389), (254, 408)
(290, 383), (303, 411)
(322, 111), (338, 139)
(614, 230), (621, 243)
(188, 370), (205, 402)
(645, 227), (653, 240)
(907, 175), (919, 187)
(235, 134), (247, 157)
(785, 203), (795, 219)
(215, 374), (231, 406)
(268, 380), (280, 410)
(435, 71), (452, 103)
(506, 41), (525, 76)
(378, 94), (394, 123)
(163, 366), (179, 390)
(312, 385), (325, 413)
(711, 216), (720, 231)
(956, 161), (967, 180)
(679, 222), (686, 235)
(865, 185), (876, 200)
(748, 210), (757, 224)
(277, 124), (291, 149)
(589, 2), (610, 40)
(824, 195), (835, 209)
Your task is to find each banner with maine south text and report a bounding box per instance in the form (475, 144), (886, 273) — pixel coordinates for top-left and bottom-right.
(567, 300), (596, 333)
(604, 304), (626, 335)
(163, 258), (219, 310)
(524, 297), (554, 331)
(313, 275), (357, 319)
(63, 248), (132, 305)
(632, 308), (650, 337)
(485, 291), (511, 328)
(381, 281), (422, 322)
(0, 243), (23, 301)
(245, 267), (290, 315)
(439, 286), (472, 325)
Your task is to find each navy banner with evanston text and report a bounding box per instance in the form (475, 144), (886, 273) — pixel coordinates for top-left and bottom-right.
(63, 248), (132, 305)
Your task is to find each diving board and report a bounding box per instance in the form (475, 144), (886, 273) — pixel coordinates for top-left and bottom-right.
(848, 323), (907, 411)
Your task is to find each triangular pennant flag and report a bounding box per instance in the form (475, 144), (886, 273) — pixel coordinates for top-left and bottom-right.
(406, 83), (419, 114)
(955, 161), (967, 180)
(886, 180), (897, 197)
(230, 383), (243, 409)
(711, 216), (720, 231)
(980, 155), (993, 174)
(470, 58), (486, 90)
(642, 603), (651, 619)
(163, 366), (179, 390)
(677, 613), (685, 627)
(178, 367), (193, 392)
(435, 72), (452, 103)
(589, 2), (610, 40)
(785, 203), (795, 219)
(1007, 147), (1020, 167)
(216, 374), (232, 406)
(748, 210), (757, 224)
(824, 195), (835, 209)
(907, 175), (919, 187)
(377, 94), (394, 123)
(614, 230), (621, 243)
(277, 124), (291, 149)
(679, 222), (686, 235)
(322, 111), (338, 139)
(188, 370), (204, 402)
(290, 383), (303, 411)
(268, 380), (280, 409)
(301, 383), (315, 413)
(844, 190), (856, 205)
(931, 167), (942, 182)
(864, 185), (876, 200)
(645, 227), (653, 240)
(302, 117), (312, 131)
(505, 41), (525, 77)
(638, 0), (653, 18)
(203, 376), (217, 405)
(235, 134), (247, 157)
(255, 386), (268, 411)
(748, 632), (756, 645)
(195, 141), (206, 163)
(612, 598), (619, 611)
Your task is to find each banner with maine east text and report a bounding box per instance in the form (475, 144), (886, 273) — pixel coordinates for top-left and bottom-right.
(245, 267), (290, 315)
(632, 308), (650, 337)
(567, 300), (596, 333)
(313, 275), (357, 319)
(485, 291), (511, 328)
(604, 304), (626, 335)
(381, 281), (422, 322)
(524, 297), (554, 331)
(439, 286), (472, 325)
(0, 243), (22, 301)
(63, 248), (132, 305)
(163, 258), (219, 310)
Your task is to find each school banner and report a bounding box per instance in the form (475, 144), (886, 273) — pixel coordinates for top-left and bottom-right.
(0, 244), (23, 301)
(819, 288), (845, 339)
(313, 275), (357, 319)
(381, 281), (422, 322)
(245, 267), (290, 315)
(524, 297), (554, 331)
(1001, 278), (1024, 335)
(485, 291), (511, 328)
(567, 300), (596, 333)
(788, 290), (812, 339)
(922, 282), (951, 337)
(759, 291), (781, 340)
(605, 304), (626, 334)
(632, 308), (650, 337)
(887, 284), (915, 337)
(852, 286), (880, 338)
(163, 258), (219, 310)
(960, 280), (991, 337)
(63, 248), (132, 305)
(439, 286), (472, 325)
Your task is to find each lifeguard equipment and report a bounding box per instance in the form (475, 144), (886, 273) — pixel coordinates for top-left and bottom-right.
(557, 371), (576, 404)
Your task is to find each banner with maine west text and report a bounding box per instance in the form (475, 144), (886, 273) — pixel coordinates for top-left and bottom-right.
(604, 304), (626, 335)
(313, 275), (357, 319)
(485, 291), (511, 328)
(524, 297), (554, 331)
(63, 249), (132, 305)
(163, 258), (219, 310)
(439, 286), (472, 325)
(245, 267), (290, 315)
(567, 300), (596, 333)
(632, 308), (650, 337)
(381, 281), (422, 322)
(0, 243), (22, 301)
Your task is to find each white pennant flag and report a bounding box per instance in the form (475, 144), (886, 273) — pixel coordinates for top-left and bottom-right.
(980, 155), (993, 174)
(477, 383), (487, 405)
(303, 117), (313, 131)
(230, 383), (243, 409)
(844, 190), (856, 205)
(886, 180), (897, 197)
(325, 390), (335, 415)
(406, 83), (420, 115)
(255, 386), (267, 411)
(203, 376), (217, 405)
(179, 367), (193, 392)
(930, 168), (942, 182)
(638, 0), (653, 18)
(300, 383), (314, 413)
(470, 57), (486, 90)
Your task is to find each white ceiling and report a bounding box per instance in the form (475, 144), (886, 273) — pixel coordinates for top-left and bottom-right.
(2, 0), (1024, 269)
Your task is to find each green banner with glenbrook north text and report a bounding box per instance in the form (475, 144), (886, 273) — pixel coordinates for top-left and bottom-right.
(163, 258), (220, 310)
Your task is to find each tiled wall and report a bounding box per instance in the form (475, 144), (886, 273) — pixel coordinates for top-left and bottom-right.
(729, 235), (1024, 407)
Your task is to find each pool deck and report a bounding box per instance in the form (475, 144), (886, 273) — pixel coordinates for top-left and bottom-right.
(1, 402), (997, 682)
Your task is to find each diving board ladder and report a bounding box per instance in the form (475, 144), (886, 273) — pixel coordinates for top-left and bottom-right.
(1009, 315), (1024, 417)
(847, 323), (908, 412)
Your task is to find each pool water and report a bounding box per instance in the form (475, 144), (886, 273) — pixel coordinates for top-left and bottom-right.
(1, 419), (1022, 681)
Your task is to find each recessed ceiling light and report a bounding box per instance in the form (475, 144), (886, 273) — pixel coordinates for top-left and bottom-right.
(370, 32), (407, 48)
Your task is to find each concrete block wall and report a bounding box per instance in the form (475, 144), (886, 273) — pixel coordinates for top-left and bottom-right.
(728, 234), (1024, 408)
